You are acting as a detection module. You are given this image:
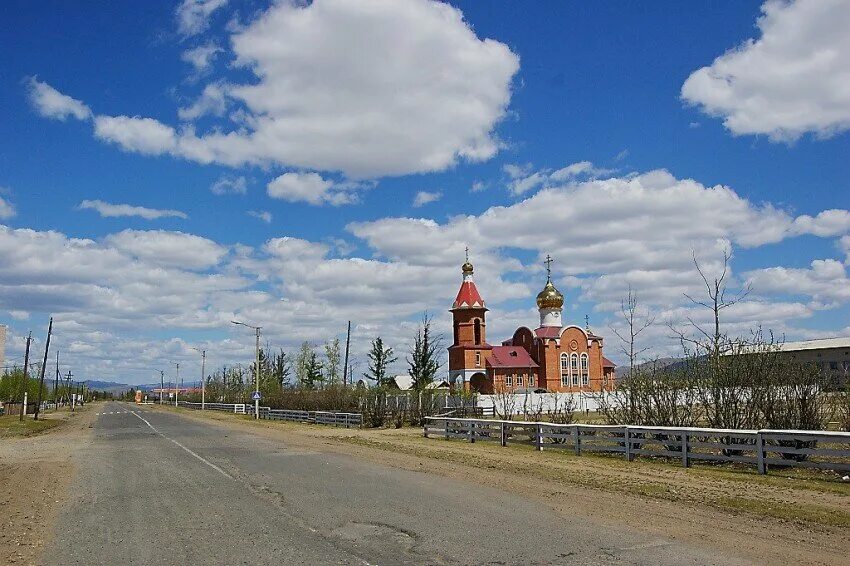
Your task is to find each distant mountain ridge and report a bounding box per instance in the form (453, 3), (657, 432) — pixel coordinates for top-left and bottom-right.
(82, 380), (202, 393)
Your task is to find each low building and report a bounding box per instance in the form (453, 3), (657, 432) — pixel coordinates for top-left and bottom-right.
(388, 375), (450, 391)
(771, 337), (850, 388)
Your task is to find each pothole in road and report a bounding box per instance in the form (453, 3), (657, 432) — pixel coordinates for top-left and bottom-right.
(330, 521), (417, 553)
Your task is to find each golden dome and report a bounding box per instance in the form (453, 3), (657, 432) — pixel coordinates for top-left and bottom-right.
(462, 261), (474, 274)
(536, 280), (564, 309)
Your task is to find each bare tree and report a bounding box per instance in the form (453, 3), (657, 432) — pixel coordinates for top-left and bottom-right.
(678, 248), (751, 357)
(610, 285), (656, 378)
(493, 385), (517, 420)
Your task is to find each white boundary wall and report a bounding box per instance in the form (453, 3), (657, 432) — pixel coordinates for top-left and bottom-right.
(477, 391), (614, 415)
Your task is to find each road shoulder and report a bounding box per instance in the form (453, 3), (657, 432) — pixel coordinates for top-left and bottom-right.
(0, 405), (99, 565)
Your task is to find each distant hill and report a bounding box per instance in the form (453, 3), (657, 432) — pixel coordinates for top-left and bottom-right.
(614, 357), (681, 379)
(81, 380), (203, 393)
(82, 380), (133, 394)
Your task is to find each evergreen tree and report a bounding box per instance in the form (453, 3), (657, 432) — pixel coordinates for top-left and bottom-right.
(271, 349), (291, 388)
(364, 337), (397, 387)
(324, 338), (341, 386)
(407, 313), (443, 390)
(303, 351), (324, 389)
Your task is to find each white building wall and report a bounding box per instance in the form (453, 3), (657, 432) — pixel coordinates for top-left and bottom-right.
(478, 391), (612, 415)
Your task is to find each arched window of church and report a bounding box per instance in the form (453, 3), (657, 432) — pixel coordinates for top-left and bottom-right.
(580, 353), (589, 386)
(473, 318), (482, 345)
(571, 353), (579, 386)
(560, 353), (569, 387)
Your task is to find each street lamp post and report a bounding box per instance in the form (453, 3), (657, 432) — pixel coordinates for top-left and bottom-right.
(231, 320), (261, 419)
(192, 348), (206, 410)
(174, 362), (180, 407)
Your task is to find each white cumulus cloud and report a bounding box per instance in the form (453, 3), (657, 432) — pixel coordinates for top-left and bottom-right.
(210, 175), (247, 195)
(0, 196), (15, 220)
(26, 77), (91, 121)
(78, 200), (188, 220)
(33, 0), (520, 179)
(176, 0), (228, 37)
(181, 43), (222, 74)
(682, 0), (850, 141)
(267, 172), (362, 206)
(247, 210), (272, 224)
(412, 191), (442, 207)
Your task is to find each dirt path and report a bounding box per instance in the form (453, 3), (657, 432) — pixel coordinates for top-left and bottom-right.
(155, 405), (850, 566)
(0, 406), (98, 565)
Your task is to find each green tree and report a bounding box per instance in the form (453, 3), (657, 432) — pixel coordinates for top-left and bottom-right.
(407, 313), (443, 391)
(324, 338), (341, 386)
(295, 341), (312, 387)
(271, 349), (291, 388)
(364, 337), (397, 387)
(303, 351), (324, 389)
(0, 368), (48, 403)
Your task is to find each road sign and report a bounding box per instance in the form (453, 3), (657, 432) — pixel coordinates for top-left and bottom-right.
(252, 391), (261, 401)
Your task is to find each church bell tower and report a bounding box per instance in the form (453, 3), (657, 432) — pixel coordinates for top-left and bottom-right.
(447, 249), (489, 389)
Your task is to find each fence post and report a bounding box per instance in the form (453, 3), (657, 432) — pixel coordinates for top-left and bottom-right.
(681, 432), (689, 468)
(536, 423), (543, 451)
(573, 425), (581, 456)
(624, 427), (632, 462)
(756, 432), (766, 475)
(468, 421), (474, 443)
(423, 419), (429, 438)
(445, 418), (450, 440)
(500, 421), (506, 447)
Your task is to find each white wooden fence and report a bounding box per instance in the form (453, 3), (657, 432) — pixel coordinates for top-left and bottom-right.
(423, 417), (850, 475)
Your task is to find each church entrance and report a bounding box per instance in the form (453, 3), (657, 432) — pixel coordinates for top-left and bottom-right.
(469, 372), (491, 394)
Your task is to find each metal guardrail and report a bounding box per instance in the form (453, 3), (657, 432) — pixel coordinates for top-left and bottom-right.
(177, 401), (362, 428)
(423, 417), (850, 475)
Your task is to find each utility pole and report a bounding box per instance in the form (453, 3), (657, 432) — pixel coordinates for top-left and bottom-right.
(193, 348), (206, 410)
(66, 370), (74, 412)
(174, 363), (180, 407)
(18, 332), (32, 421)
(34, 317), (53, 420)
(342, 321), (351, 387)
(54, 350), (60, 409)
(254, 327), (260, 419)
(231, 320), (261, 419)
(160, 370), (164, 405)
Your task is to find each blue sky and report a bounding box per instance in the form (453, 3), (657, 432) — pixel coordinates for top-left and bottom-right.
(1, 0), (848, 384)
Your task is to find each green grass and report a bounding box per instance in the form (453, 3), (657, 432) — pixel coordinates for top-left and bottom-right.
(0, 414), (60, 438)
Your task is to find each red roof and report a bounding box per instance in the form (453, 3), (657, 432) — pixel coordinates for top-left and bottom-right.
(534, 326), (561, 339)
(452, 281), (486, 309)
(486, 346), (538, 369)
(602, 356), (616, 368)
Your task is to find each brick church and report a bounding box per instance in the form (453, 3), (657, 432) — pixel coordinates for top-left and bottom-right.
(448, 254), (615, 394)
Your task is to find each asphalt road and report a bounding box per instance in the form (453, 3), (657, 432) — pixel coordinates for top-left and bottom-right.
(44, 402), (749, 565)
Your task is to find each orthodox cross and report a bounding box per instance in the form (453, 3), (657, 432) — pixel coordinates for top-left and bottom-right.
(544, 254), (553, 281)
(585, 314), (590, 330)
(465, 246), (469, 263)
